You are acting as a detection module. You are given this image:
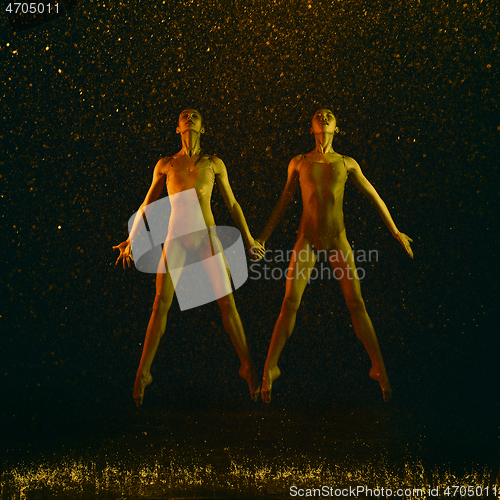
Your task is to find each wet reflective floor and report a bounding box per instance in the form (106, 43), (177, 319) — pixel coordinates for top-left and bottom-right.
(2, 393), (498, 500)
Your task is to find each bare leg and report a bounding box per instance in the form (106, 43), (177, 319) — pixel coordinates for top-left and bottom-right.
(133, 238), (186, 407)
(262, 235), (317, 403)
(328, 231), (392, 402)
(216, 293), (260, 401)
(200, 230), (260, 401)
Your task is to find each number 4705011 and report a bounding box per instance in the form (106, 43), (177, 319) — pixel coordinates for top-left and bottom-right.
(443, 485), (498, 497)
(5, 3), (60, 14)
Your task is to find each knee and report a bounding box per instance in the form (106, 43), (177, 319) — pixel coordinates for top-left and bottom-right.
(345, 296), (366, 313)
(282, 296), (301, 315)
(217, 294), (236, 314)
(153, 294), (172, 316)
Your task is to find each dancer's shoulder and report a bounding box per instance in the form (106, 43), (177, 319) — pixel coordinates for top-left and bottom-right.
(155, 156), (172, 175)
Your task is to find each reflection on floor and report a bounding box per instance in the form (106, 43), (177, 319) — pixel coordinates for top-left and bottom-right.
(2, 403), (498, 499)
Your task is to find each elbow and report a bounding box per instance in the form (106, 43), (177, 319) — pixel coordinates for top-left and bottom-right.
(230, 201), (241, 215)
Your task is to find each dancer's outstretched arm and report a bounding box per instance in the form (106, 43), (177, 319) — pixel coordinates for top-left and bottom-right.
(257, 155), (301, 246)
(347, 157), (414, 258)
(213, 156), (265, 260)
(113, 158), (167, 268)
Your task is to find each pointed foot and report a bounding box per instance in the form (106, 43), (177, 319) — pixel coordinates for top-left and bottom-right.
(251, 384), (261, 402)
(382, 387), (392, 402)
(261, 366), (281, 404)
(261, 386), (272, 404)
(369, 366), (392, 402)
(133, 373), (153, 408)
(239, 364), (261, 402)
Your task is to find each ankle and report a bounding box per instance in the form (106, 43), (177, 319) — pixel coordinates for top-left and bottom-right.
(239, 363), (253, 376)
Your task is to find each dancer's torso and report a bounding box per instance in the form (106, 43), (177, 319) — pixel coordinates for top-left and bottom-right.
(297, 152), (349, 251)
(165, 155), (217, 231)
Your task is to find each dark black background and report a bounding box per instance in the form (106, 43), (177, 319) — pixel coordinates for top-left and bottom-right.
(1, 0), (499, 492)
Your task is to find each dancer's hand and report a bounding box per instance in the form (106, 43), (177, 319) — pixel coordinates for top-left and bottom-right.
(248, 237), (265, 261)
(395, 232), (414, 258)
(113, 240), (134, 268)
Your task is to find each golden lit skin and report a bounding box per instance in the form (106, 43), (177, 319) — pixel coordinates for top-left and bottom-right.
(258, 109), (414, 403)
(113, 109), (265, 407)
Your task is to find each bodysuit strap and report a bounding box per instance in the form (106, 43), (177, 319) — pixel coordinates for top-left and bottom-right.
(342, 155), (348, 176)
(165, 157), (174, 186)
(209, 157), (216, 182)
(166, 157), (173, 173)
